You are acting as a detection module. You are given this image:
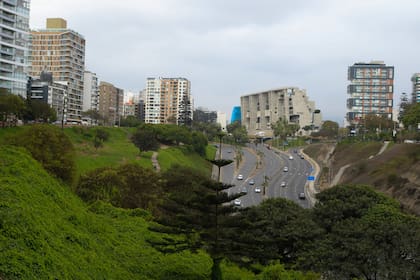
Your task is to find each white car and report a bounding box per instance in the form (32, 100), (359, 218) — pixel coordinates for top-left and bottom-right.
(280, 181), (286, 187)
(237, 174), (244, 180)
(299, 192), (306, 199)
(283, 166), (289, 172)
(248, 179), (255, 185)
(234, 199), (241, 206)
(254, 187), (261, 193)
(289, 155), (294, 160)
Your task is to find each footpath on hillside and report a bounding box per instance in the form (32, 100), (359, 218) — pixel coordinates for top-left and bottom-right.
(151, 151), (160, 172)
(329, 141), (390, 187)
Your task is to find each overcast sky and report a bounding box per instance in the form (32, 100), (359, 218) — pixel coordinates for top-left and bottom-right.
(30, 0), (420, 124)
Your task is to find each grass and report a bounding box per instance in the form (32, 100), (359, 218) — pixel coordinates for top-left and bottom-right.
(158, 145), (214, 176)
(0, 145), (214, 279)
(63, 126), (152, 177)
(64, 126), (216, 179)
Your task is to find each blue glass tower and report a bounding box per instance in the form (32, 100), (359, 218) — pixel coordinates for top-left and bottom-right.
(231, 106), (241, 123)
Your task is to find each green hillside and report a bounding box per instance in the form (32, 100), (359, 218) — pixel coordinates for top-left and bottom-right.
(0, 127), (322, 279)
(0, 145), (213, 279)
(63, 126), (215, 178)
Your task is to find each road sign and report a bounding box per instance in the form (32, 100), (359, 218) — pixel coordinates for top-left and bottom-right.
(307, 176), (315, 181)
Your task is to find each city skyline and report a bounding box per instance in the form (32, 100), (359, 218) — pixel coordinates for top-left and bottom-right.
(30, 0), (420, 124)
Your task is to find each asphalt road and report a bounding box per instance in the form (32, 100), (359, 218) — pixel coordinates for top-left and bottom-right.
(219, 143), (313, 209)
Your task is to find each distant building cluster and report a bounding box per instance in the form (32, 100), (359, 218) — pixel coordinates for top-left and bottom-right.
(0, 9), (194, 126)
(1, 2), (419, 133)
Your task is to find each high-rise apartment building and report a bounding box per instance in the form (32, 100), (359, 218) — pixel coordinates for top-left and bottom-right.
(241, 87), (321, 137)
(98, 81), (123, 126)
(346, 61), (394, 126)
(83, 71), (99, 112)
(0, 0), (30, 96)
(411, 73), (420, 103)
(30, 18), (85, 121)
(145, 77), (192, 125)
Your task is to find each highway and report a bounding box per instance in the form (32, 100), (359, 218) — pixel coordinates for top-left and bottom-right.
(218, 143), (313, 208)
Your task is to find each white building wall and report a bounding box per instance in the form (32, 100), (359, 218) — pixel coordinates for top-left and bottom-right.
(83, 71), (99, 112)
(217, 112), (227, 132)
(145, 78), (161, 124)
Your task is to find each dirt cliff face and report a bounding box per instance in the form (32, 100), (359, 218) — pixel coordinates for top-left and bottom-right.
(339, 144), (420, 215)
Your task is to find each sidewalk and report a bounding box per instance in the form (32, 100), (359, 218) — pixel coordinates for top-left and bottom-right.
(300, 149), (321, 207)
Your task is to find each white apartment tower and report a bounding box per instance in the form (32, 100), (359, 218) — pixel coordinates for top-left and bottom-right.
(30, 18), (85, 121)
(83, 71), (99, 112)
(0, 0), (31, 96)
(145, 77), (192, 124)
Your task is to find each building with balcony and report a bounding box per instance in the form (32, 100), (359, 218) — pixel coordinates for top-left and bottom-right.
(0, 0), (30, 96)
(83, 71), (99, 112)
(145, 77), (193, 125)
(346, 61), (394, 126)
(241, 87), (321, 138)
(98, 81), (123, 126)
(30, 18), (85, 122)
(411, 73), (420, 103)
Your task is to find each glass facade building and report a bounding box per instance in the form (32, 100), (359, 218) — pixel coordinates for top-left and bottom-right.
(231, 106), (241, 123)
(0, 0), (31, 96)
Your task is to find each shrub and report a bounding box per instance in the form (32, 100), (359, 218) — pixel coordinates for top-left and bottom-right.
(8, 124), (76, 184)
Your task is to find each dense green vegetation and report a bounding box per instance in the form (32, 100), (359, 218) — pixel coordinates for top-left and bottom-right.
(0, 146), (212, 279)
(1, 125), (419, 279)
(0, 145), (320, 279)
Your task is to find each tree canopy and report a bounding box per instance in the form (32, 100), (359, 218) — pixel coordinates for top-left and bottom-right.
(312, 120), (339, 139)
(401, 102), (420, 129)
(226, 121), (248, 144)
(0, 92), (25, 127)
(131, 124), (160, 153)
(272, 118), (299, 139)
(300, 184), (420, 279)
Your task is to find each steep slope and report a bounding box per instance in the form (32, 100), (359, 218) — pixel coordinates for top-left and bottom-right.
(0, 145), (211, 279)
(339, 143), (420, 215)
